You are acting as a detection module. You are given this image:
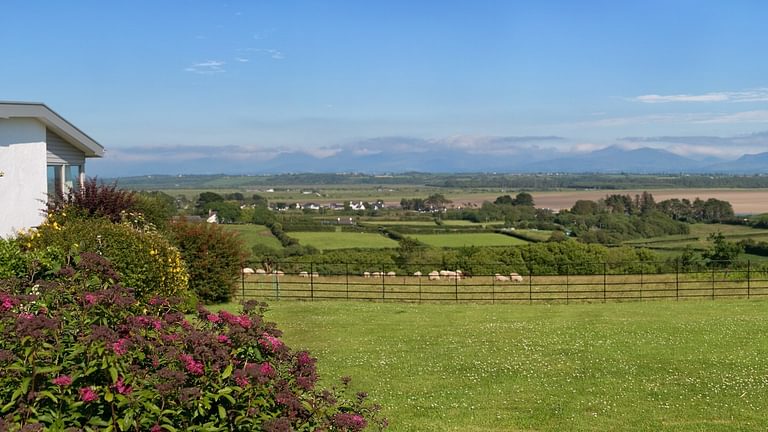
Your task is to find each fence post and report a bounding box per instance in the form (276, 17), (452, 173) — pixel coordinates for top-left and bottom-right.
(528, 267), (533, 305)
(310, 262), (314, 302)
(345, 262), (350, 300)
(640, 265), (643, 301)
(565, 264), (569, 305)
(492, 275), (495, 304)
(418, 273), (422, 304)
(455, 272), (459, 303)
(603, 262), (607, 303)
(241, 270), (245, 300)
(675, 262), (679, 301)
(747, 260), (751, 299)
(381, 266), (385, 301)
(711, 266), (715, 300)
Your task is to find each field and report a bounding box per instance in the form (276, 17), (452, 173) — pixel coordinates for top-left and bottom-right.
(290, 231), (399, 250)
(411, 233), (529, 248)
(221, 224), (282, 250)
(255, 300), (768, 431)
(624, 223), (768, 251)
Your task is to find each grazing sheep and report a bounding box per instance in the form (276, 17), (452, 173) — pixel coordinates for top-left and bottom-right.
(372, 272), (382, 278)
(494, 274), (510, 282)
(387, 271), (396, 277)
(428, 271), (441, 281)
(255, 268), (267, 275)
(272, 270), (284, 276)
(363, 272), (371, 278)
(242, 267), (255, 275)
(413, 271), (422, 277)
(510, 273), (524, 282)
(311, 272), (320, 278)
(298, 271), (309, 278)
(439, 270), (449, 277)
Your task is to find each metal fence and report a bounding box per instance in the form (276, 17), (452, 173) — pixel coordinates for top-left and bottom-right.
(238, 261), (768, 304)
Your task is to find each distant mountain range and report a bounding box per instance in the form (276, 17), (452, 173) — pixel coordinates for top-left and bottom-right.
(89, 145), (768, 177)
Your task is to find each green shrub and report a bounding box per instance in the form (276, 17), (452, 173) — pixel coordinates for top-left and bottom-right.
(169, 221), (247, 304)
(0, 255), (385, 431)
(22, 216), (189, 302)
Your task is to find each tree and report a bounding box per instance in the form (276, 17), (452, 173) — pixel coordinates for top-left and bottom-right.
(703, 232), (743, 268)
(196, 192), (224, 209)
(513, 192), (534, 206)
(494, 195), (514, 206)
(571, 200), (599, 215)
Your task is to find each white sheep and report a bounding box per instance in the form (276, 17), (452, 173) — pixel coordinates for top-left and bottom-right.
(495, 274), (510, 282)
(428, 271), (440, 281)
(510, 273), (524, 282)
(255, 269), (267, 275)
(413, 271), (422, 277)
(242, 267), (255, 275)
(387, 271), (397, 277)
(298, 271), (309, 278)
(363, 272), (371, 278)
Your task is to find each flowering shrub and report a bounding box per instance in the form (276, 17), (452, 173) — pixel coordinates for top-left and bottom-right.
(47, 177), (137, 223)
(21, 216), (189, 302)
(0, 255), (385, 430)
(168, 220), (247, 304)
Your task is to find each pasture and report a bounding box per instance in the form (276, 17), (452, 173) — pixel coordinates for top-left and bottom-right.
(222, 224), (283, 250)
(623, 223), (768, 251)
(255, 299), (768, 431)
(290, 231), (399, 250)
(411, 233), (529, 248)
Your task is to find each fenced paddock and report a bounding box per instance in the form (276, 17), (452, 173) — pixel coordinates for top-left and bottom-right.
(238, 261), (768, 304)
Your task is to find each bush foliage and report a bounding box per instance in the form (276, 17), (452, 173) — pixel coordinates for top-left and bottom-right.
(0, 253), (385, 431)
(168, 221), (248, 304)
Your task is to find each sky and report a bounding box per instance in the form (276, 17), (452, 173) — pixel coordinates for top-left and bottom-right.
(2, 1), (768, 175)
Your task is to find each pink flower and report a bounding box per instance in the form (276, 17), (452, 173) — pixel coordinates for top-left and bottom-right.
(152, 319), (163, 331)
(235, 375), (250, 387)
(259, 362), (275, 377)
(207, 314), (221, 323)
(114, 377), (132, 395)
(79, 386), (99, 403)
(259, 333), (284, 353)
(150, 425), (163, 432)
(217, 334), (230, 344)
(333, 413), (367, 431)
(83, 293), (98, 305)
(179, 353), (205, 376)
(52, 375), (72, 386)
(1, 296), (13, 311)
(112, 338), (129, 356)
(18, 313), (34, 320)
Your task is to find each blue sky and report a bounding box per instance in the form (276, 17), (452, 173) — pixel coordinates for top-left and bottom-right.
(3, 1), (768, 175)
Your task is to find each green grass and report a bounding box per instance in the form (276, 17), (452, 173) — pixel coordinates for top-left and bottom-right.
(412, 233), (529, 247)
(222, 224), (283, 250)
(624, 223), (768, 251)
(255, 300), (768, 431)
(290, 231), (399, 250)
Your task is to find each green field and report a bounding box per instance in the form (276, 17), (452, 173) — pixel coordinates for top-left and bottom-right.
(291, 231), (399, 250)
(222, 224), (283, 250)
(254, 300), (768, 431)
(412, 233), (529, 247)
(364, 220), (499, 227)
(624, 223), (768, 251)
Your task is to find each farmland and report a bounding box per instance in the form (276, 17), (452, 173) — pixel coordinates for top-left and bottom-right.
(411, 233), (528, 248)
(290, 231), (399, 250)
(256, 299), (768, 431)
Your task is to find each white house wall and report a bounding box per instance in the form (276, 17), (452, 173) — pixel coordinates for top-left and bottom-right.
(0, 118), (47, 238)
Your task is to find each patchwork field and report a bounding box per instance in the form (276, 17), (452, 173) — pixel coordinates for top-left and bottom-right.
(624, 224), (768, 251)
(222, 224), (282, 250)
(411, 233), (528, 248)
(255, 300), (768, 431)
(290, 231), (399, 250)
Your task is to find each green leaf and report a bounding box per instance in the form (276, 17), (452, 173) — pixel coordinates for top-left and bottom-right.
(218, 405), (227, 420)
(105, 391), (114, 402)
(109, 366), (118, 382)
(221, 363), (233, 379)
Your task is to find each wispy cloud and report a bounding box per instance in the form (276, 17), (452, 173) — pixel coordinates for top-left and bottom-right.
(692, 110), (768, 124)
(575, 110), (768, 128)
(620, 131), (768, 159)
(185, 60), (226, 74)
(633, 88), (768, 103)
(238, 48), (285, 60)
(235, 57), (249, 63)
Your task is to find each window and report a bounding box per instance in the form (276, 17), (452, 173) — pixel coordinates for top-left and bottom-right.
(47, 164), (82, 197)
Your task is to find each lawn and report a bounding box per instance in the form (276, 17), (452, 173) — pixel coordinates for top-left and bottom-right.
(412, 233), (529, 248)
(255, 300), (768, 431)
(222, 224), (283, 250)
(290, 231), (399, 250)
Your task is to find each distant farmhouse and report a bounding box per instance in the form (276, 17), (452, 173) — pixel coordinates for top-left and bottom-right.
(0, 102), (104, 238)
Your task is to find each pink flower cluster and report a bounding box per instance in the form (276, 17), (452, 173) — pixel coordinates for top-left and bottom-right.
(259, 333), (284, 353)
(1, 295), (14, 311)
(333, 413), (368, 431)
(179, 353), (205, 376)
(218, 311), (252, 329)
(114, 377), (132, 395)
(112, 338), (129, 356)
(52, 375), (72, 386)
(79, 386), (99, 403)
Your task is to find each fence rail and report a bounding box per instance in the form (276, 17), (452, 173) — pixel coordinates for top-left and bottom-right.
(238, 261), (768, 304)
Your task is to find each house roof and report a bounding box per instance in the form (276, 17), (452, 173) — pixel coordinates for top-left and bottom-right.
(0, 101), (104, 157)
